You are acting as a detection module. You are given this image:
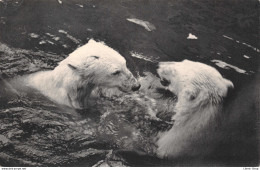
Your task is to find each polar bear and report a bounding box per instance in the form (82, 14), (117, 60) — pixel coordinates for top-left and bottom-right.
(26, 39), (140, 109)
(156, 60), (234, 159)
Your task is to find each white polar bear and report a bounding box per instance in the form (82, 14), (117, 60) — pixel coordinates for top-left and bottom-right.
(156, 60), (234, 159)
(26, 39), (140, 109)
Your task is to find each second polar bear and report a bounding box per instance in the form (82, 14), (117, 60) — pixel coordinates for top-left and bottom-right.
(26, 39), (140, 109)
(156, 60), (234, 159)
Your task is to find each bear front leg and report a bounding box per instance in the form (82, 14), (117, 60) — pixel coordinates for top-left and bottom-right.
(156, 126), (188, 160)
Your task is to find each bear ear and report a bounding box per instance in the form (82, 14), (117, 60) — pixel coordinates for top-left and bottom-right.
(67, 64), (77, 70)
(223, 78), (234, 89)
(88, 39), (97, 44)
(184, 88), (200, 101)
(221, 78), (234, 97)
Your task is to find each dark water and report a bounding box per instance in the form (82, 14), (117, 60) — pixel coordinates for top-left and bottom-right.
(0, 0), (259, 167)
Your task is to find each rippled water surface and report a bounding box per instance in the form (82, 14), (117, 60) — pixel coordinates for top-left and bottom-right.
(0, 0), (259, 167)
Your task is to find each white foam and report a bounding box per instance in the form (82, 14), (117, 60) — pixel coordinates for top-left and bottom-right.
(62, 44), (69, 48)
(243, 55), (250, 59)
(187, 33), (198, 39)
(45, 33), (60, 41)
(53, 37), (60, 41)
(39, 40), (54, 45)
(242, 42), (260, 52)
(223, 35), (233, 40)
(39, 40), (46, 45)
(223, 35), (259, 52)
(130, 51), (158, 63)
(66, 34), (80, 44)
(211, 59), (247, 74)
(76, 4), (83, 8)
(127, 18), (156, 31)
(29, 33), (39, 38)
(58, 0), (62, 4)
(47, 40), (54, 45)
(58, 30), (80, 44)
(45, 33), (54, 37)
(58, 30), (67, 34)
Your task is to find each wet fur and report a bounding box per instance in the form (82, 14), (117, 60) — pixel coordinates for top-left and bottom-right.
(156, 60), (234, 159)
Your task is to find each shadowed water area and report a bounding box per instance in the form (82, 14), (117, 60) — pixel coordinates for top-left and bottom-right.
(0, 0), (259, 167)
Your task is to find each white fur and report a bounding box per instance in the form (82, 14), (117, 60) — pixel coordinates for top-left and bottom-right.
(26, 39), (139, 109)
(156, 60), (234, 159)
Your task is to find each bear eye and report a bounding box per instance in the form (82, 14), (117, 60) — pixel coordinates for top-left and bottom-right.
(160, 78), (170, 86)
(112, 70), (121, 75)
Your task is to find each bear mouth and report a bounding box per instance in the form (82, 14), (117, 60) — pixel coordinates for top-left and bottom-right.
(117, 86), (130, 93)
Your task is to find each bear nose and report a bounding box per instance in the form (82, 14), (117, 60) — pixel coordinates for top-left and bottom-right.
(132, 83), (141, 91)
(160, 78), (170, 86)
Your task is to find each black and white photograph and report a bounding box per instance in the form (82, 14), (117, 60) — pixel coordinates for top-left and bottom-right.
(0, 0), (259, 167)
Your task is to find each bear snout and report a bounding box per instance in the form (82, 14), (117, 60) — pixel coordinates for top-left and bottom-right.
(131, 83), (141, 91)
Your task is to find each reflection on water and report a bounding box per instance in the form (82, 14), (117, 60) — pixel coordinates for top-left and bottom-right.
(0, 0), (259, 167)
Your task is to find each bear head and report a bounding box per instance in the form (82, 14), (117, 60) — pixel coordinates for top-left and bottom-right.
(157, 60), (234, 108)
(59, 39), (141, 92)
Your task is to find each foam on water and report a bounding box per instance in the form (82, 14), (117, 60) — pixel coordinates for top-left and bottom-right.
(39, 40), (46, 45)
(130, 51), (158, 63)
(223, 35), (233, 40)
(187, 33), (198, 39)
(243, 55), (250, 59)
(126, 18), (156, 31)
(58, 29), (81, 44)
(29, 33), (40, 39)
(45, 33), (55, 37)
(76, 4), (83, 8)
(53, 37), (60, 41)
(58, 29), (67, 34)
(62, 44), (69, 48)
(211, 59), (248, 74)
(47, 40), (54, 45)
(223, 35), (259, 52)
